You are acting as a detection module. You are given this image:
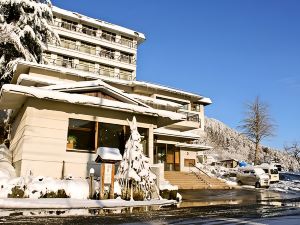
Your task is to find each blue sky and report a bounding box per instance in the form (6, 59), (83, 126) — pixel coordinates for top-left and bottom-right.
(52, 0), (300, 149)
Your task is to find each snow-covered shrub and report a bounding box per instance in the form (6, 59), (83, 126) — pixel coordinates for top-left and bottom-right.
(117, 117), (159, 201)
(0, 0), (59, 83)
(8, 186), (25, 198)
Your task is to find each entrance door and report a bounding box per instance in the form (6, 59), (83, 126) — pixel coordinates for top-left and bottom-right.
(154, 144), (180, 171)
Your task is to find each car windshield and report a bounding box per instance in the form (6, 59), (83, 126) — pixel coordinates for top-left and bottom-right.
(254, 168), (265, 175)
(270, 169), (278, 174)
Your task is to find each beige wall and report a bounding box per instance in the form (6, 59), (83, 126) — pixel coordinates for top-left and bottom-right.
(180, 149), (198, 172)
(10, 98), (157, 178)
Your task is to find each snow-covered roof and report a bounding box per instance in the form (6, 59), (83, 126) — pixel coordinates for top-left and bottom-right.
(175, 143), (213, 150)
(0, 84), (185, 123)
(17, 74), (68, 86)
(12, 62), (212, 105)
(128, 94), (182, 109)
(154, 128), (200, 139)
(97, 147), (122, 162)
(52, 6), (146, 44)
(43, 80), (150, 108)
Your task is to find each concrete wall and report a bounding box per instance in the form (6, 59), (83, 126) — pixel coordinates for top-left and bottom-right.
(10, 98), (157, 178)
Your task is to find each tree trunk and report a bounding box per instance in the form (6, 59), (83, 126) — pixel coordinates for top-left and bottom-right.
(254, 141), (259, 165)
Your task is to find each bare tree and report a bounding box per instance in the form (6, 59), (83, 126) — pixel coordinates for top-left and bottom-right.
(285, 142), (300, 165)
(239, 96), (275, 165)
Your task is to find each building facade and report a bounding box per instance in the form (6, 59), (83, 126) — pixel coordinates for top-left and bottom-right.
(0, 6), (212, 178)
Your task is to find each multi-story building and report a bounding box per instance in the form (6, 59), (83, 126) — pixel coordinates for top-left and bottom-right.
(0, 6), (212, 178)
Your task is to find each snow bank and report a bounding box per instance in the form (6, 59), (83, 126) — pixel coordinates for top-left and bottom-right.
(25, 176), (90, 199)
(0, 198), (176, 209)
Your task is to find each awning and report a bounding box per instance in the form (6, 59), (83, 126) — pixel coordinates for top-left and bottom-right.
(154, 128), (200, 140)
(175, 143), (213, 150)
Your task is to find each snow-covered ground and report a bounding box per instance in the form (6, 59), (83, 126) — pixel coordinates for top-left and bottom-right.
(269, 172), (300, 194)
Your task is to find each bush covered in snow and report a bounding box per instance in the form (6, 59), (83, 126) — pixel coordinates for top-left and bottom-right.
(117, 117), (159, 201)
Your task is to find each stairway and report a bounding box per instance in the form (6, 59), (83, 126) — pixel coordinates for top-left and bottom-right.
(164, 171), (230, 190)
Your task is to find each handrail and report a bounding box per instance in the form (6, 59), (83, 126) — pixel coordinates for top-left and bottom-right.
(189, 163), (211, 178)
(189, 163), (211, 186)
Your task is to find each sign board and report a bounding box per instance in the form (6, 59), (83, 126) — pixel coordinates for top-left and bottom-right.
(104, 163), (112, 184)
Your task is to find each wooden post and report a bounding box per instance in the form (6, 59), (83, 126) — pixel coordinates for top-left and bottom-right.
(109, 164), (115, 199)
(100, 163), (105, 199)
(89, 173), (94, 199)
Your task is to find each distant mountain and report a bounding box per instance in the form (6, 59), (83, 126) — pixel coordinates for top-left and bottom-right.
(195, 117), (300, 171)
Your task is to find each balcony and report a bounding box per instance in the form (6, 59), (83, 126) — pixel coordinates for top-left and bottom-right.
(99, 49), (115, 60)
(42, 56), (134, 81)
(54, 20), (137, 49)
(118, 54), (136, 64)
(165, 112), (200, 131)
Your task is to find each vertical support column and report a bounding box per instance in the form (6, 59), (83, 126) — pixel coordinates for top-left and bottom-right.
(100, 163), (105, 199)
(109, 164), (115, 199)
(116, 34), (121, 44)
(114, 67), (120, 79)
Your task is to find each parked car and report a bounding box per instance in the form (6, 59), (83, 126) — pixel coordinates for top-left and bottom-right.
(237, 167), (270, 188)
(257, 163), (279, 183)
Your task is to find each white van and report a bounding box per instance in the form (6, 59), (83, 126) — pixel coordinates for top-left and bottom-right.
(237, 167), (270, 188)
(257, 163), (279, 183)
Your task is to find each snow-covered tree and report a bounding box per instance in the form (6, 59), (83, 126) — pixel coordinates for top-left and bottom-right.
(0, 0), (59, 85)
(116, 117), (158, 200)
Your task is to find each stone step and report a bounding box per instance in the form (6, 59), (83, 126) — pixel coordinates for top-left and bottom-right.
(164, 171), (229, 190)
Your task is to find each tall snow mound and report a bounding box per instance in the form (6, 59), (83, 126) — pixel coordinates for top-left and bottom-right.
(0, 144), (16, 178)
(195, 117), (300, 171)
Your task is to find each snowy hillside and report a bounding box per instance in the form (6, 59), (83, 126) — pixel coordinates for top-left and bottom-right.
(196, 117), (300, 171)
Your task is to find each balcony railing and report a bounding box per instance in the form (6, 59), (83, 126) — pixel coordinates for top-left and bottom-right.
(42, 56), (133, 81)
(99, 49), (115, 59)
(60, 39), (77, 51)
(81, 26), (97, 37)
(79, 45), (96, 55)
(118, 54), (136, 64)
(54, 20), (137, 49)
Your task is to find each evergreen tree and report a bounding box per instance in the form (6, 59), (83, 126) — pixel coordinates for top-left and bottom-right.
(117, 117), (158, 200)
(0, 0), (59, 85)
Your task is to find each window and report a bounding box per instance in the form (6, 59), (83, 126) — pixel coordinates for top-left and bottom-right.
(67, 119), (96, 151)
(67, 119), (148, 155)
(99, 47), (115, 59)
(119, 52), (134, 64)
(120, 36), (134, 48)
(191, 103), (201, 112)
(82, 24), (97, 36)
(61, 19), (77, 31)
(101, 30), (116, 42)
(184, 159), (195, 167)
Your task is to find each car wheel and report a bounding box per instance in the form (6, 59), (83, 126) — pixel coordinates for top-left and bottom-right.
(255, 182), (261, 188)
(237, 180), (242, 186)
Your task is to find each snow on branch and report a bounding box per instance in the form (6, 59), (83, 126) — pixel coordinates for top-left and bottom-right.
(0, 0), (59, 83)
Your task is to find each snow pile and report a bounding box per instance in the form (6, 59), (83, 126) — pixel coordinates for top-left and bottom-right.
(0, 144), (16, 179)
(25, 176), (90, 199)
(0, 0), (59, 82)
(195, 117), (300, 171)
(0, 175), (91, 199)
(116, 117), (159, 200)
(159, 180), (178, 191)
